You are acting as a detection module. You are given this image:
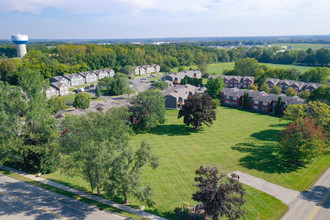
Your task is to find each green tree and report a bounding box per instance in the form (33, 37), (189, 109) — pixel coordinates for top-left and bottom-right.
(19, 70), (60, 173)
(275, 96), (282, 115)
(286, 87), (298, 97)
(120, 65), (135, 76)
(48, 96), (66, 113)
(95, 85), (101, 98)
(195, 51), (208, 74)
(206, 77), (224, 99)
(192, 166), (246, 220)
(260, 83), (271, 93)
(61, 108), (132, 195)
(298, 90), (311, 100)
(283, 101), (330, 133)
(315, 49), (330, 66)
(248, 84), (259, 91)
(279, 117), (327, 164)
(243, 92), (250, 109)
(0, 81), (26, 163)
(178, 93), (216, 129)
(309, 85), (330, 104)
(234, 58), (259, 76)
(104, 141), (158, 206)
(109, 73), (130, 96)
(132, 90), (165, 130)
(73, 92), (91, 109)
(0, 60), (18, 84)
(300, 67), (329, 84)
(153, 81), (169, 90)
(271, 85), (282, 94)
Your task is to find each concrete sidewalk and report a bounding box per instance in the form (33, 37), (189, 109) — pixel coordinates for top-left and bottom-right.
(0, 165), (167, 220)
(231, 169), (330, 220)
(230, 170), (300, 207)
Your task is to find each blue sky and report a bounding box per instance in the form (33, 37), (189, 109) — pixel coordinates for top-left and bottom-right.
(0, 0), (329, 39)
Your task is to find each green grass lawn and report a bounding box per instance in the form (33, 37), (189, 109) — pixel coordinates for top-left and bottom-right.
(171, 62), (326, 75)
(270, 43), (330, 51)
(44, 107), (330, 219)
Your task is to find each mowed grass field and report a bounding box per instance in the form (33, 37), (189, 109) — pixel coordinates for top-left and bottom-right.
(270, 43), (330, 51)
(45, 107), (330, 219)
(172, 62), (323, 75)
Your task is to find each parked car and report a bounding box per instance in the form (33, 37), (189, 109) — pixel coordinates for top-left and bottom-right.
(78, 88), (85, 92)
(85, 86), (90, 89)
(90, 84), (95, 87)
(148, 86), (156, 90)
(141, 78), (147, 81)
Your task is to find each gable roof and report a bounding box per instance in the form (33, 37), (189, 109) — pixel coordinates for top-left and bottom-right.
(50, 82), (67, 90)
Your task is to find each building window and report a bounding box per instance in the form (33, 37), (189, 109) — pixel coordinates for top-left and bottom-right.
(254, 106), (259, 110)
(226, 96), (230, 99)
(254, 101), (259, 104)
(263, 102), (268, 106)
(233, 97), (237, 100)
(262, 108), (268, 112)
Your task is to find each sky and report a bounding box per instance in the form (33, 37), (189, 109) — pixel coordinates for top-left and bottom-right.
(0, 0), (329, 39)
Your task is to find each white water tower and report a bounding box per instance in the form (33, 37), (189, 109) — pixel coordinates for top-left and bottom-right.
(11, 34), (29, 58)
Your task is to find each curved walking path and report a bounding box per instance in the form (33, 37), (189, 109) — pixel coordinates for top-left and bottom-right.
(231, 169), (330, 220)
(0, 165), (167, 220)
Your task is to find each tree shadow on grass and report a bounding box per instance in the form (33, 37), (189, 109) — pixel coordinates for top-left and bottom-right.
(232, 142), (303, 174)
(250, 129), (281, 142)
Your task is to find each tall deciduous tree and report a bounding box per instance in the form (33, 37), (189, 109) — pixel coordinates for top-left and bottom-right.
(309, 85), (330, 104)
(279, 117), (327, 164)
(192, 166), (246, 220)
(260, 83), (270, 93)
(285, 87), (298, 97)
(206, 77), (224, 99)
(73, 92), (91, 109)
(195, 51), (208, 74)
(104, 141), (158, 206)
(95, 85), (101, 98)
(234, 58), (259, 76)
(132, 90), (165, 130)
(271, 85), (282, 94)
(283, 101), (330, 133)
(61, 108), (132, 195)
(178, 93), (216, 129)
(0, 81), (26, 163)
(48, 96), (66, 113)
(19, 69), (60, 173)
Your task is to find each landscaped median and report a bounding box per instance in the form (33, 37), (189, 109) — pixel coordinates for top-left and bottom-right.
(0, 166), (165, 220)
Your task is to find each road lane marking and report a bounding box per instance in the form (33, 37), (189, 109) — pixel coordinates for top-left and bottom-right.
(0, 190), (69, 220)
(307, 190), (330, 220)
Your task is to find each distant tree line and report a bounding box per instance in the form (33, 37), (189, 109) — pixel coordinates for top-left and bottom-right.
(0, 43), (329, 86)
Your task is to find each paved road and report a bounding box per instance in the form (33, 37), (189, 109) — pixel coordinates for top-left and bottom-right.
(0, 174), (125, 220)
(281, 167), (330, 220)
(231, 169), (330, 220)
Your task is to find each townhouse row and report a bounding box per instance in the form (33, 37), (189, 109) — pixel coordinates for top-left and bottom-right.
(46, 68), (115, 98)
(222, 75), (255, 89)
(265, 78), (322, 93)
(134, 64), (160, 75)
(220, 87), (305, 114)
(163, 84), (198, 109)
(162, 70), (202, 84)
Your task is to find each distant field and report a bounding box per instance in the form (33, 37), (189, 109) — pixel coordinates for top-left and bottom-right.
(172, 62), (323, 75)
(270, 43), (330, 51)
